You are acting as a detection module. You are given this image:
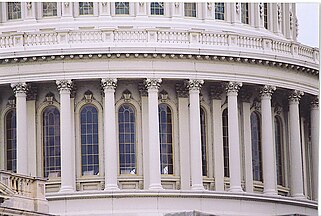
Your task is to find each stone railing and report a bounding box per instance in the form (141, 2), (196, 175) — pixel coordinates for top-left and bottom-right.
(0, 170), (48, 214)
(0, 29), (318, 66)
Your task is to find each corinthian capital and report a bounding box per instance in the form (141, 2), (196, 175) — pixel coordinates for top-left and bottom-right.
(56, 80), (73, 93)
(288, 90), (304, 103)
(11, 82), (28, 94)
(144, 78), (162, 90)
(187, 79), (204, 91)
(101, 78), (117, 91)
(311, 96), (319, 109)
(260, 85), (276, 98)
(226, 81), (242, 94)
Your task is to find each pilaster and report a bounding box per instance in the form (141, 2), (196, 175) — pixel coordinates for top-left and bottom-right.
(310, 97), (319, 201)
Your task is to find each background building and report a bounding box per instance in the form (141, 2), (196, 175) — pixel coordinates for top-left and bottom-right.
(0, 2), (319, 216)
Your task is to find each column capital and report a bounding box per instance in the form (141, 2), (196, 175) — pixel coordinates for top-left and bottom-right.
(144, 78), (162, 90)
(11, 82), (28, 95)
(101, 78), (117, 91)
(56, 80), (73, 93)
(260, 85), (276, 98)
(311, 96), (319, 109)
(187, 79), (204, 92)
(226, 81), (242, 94)
(288, 90), (304, 103)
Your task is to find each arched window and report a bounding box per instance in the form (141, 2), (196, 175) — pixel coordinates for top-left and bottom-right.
(251, 112), (262, 181)
(200, 107), (207, 176)
(79, 2), (93, 15)
(43, 107), (60, 178)
(43, 2), (57, 17)
(215, 3), (225, 20)
(241, 3), (249, 24)
(80, 105), (99, 176)
(159, 104), (173, 175)
(150, 2), (164, 15)
(222, 108), (229, 177)
(118, 104), (136, 174)
(275, 116), (284, 186)
(6, 110), (16, 172)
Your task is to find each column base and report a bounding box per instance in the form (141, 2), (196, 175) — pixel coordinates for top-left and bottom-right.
(264, 189), (278, 196)
(191, 184), (205, 191)
(228, 186), (243, 193)
(104, 184), (120, 191)
(59, 186), (74, 193)
(148, 183), (163, 190)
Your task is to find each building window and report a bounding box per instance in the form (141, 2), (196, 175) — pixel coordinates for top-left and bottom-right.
(275, 116), (285, 186)
(80, 105), (99, 176)
(241, 3), (249, 24)
(118, 104), (136, 174)
(150, 2), (164, 15)
(159, 104), (173, 175)
(251, 111), (262, 181)
(115, 2), (129, 15)
(215, 3), (225, 20)
(200, 107), (207, 176)
(79, 2), (94, 15)
(43, 107), (61, 178)
(7, 2), (21, 20)
(6, 110), (16, 173)
(184, 3), (196, 17)
(222, 108), (229, 177)
(264, 3), (269, 29)
(43, 2), (57, 17)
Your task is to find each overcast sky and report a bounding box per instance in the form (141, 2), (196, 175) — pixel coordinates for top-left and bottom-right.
(296, 3), (319, 48)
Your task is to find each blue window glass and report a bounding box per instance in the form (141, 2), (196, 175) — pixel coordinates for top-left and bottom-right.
(159, 104), (173, 175)
(150, 2), (164, 15)
(118, 104), (136, 174)
(43, 107), (60, 178)
(81, 105), (99, 175)
(215, 3), (225, 20)
(200, 107), (207, 176)
(222, 108), (229, 177)
(6, 110), (16, 172)
(251, 112), (262, 181)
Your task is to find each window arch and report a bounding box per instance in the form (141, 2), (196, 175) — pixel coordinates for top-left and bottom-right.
(80, 105), (99, 176)
(159, 103), (173, 175)
(200, 107), (207, 176)
(275, 116), (285, 186)
(118, 104), (136, 174)
(6, 109), (16, 172)
(222, 108), (229, 177)
(251, 111), (262, 181)
(43, 106), (60, 178)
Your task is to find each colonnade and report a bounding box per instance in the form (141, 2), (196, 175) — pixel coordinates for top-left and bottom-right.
(9, 78), (318, 200)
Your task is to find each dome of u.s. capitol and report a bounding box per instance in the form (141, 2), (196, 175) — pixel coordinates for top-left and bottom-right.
(0, 2), (318, 216)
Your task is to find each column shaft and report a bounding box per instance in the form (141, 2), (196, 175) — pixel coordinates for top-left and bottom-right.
(311, 99), (319, 201)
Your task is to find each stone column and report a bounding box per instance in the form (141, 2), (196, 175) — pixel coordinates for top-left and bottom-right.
(226, 81), (243, 192)
(11, 82), (28, 175)
(101, 78), (119, 190)
(56, 80), (74, 192)
(310, 97), (319, 201)
(260, 85), (278, 195)
(209, 85), (225, 191)
(187, 79), (205, 190)
(288, 90), (305, 198)
(144, 78), (163, 190)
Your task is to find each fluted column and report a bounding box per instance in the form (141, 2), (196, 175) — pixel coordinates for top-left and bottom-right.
(11, 82), (28, 175)
(145, 78), (163, 190)
(260, 85), (277, 195)
(226, 82), (243, 192)
(288, 90), (305, 198)
(188, 79), (205, 190)
(56, 80), (74, 192)
(310, 97), (319, 201)
(101, 78), (119, 190)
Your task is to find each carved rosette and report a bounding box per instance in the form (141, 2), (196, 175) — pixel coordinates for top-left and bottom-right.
(235, 3), (240, 14)
(27, 2), (32, 10)
(144, 78), (162, 90)
(225, 81), (242, 94)
(56, 80), (73, 93)
(311, 97), (319, 109)
(101, 78), (117, 91)
(259, 3), (264, 18)
(288, 90), (304, 103)
(187, 79), (204, 92)
(277, 4), (282, 23)
(11, 82), (28, 95)
(260, 85), (276, 98)
(289, 11), (293, 29)
(207, 2), (213, 11)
